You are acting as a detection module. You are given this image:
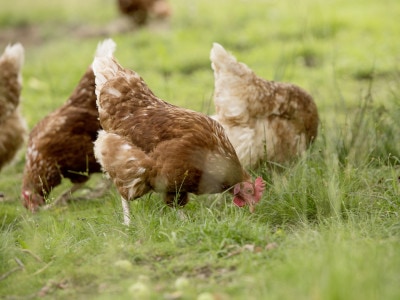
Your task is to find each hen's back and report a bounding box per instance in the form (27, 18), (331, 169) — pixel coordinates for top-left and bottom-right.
(23, 66), (101, 196)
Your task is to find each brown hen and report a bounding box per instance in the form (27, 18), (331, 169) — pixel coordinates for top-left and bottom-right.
(117, 0), (171, 25)
(21, 44), (115, 211)
(92, 39), (265, 225)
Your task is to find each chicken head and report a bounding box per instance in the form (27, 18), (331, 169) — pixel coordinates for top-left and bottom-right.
(22, 190), (45, 212)
(233, 176), (265, 213)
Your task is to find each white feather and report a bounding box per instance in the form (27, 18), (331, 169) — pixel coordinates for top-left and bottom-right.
(1, 43), (24, 85)
(210, 42), (251, 77)
(92, 39), (118, 101)
(1, 43), (24, 70)
(94, 38), (116, 58)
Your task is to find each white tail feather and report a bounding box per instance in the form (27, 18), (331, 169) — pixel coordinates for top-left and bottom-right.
(1, 44), (24, 85)
(1, 43), (24, 70)
(210, 43), (232, 64)
(92, 39), (118, 101)
(95, 38), (116, 58)
(210, 42), (251, 77)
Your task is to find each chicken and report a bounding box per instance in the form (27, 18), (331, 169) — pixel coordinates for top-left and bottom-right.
(21, 44), (115, 212)
(0, 43), (26, 173)
(92, 39), (265, 225)
(117, 0), (171, 25)
(210, 43), (319, 169)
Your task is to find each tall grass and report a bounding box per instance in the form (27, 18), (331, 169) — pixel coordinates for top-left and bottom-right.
(1, 0), (400, 299)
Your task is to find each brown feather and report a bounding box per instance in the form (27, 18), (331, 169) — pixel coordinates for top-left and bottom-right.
(93, 52), (250, 207)
(117, 0), (171, 25)
(22, 67), (101, 209)
(211, 43), (319, 168)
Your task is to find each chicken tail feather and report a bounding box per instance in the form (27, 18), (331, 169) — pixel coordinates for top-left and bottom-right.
(1, 43), (24, 87)
(210, 42), (251, 77)
(1, 43), (24, 72)
(92, 39), (118, 101)
(95, 38), (116, 58)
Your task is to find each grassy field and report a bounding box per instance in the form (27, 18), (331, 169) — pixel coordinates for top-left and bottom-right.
(1, 0), (400, 299)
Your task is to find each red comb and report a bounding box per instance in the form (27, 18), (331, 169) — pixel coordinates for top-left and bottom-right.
(254, 177), (265, 203)
(255, 177), (265, 190)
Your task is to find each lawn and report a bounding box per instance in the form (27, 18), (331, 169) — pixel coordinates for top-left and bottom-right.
(1, 0), (400, 299)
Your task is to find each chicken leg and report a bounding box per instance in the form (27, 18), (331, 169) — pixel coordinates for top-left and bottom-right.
(122, 197), (131, 226)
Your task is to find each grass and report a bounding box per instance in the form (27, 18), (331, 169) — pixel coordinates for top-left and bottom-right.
(1, 0), (400, 299)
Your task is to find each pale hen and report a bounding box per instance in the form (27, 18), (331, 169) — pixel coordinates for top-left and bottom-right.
(210, 43), (319, 169)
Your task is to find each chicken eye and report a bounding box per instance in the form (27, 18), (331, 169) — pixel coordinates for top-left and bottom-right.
(246, 188), (253, 194)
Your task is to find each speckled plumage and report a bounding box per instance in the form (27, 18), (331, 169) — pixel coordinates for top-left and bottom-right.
(0, 43), (26, 171)
(93, 41), (248, 204)
(21, 66), (102, 211)
(210, 43), (319, 169)
(92, 40), (264, 224)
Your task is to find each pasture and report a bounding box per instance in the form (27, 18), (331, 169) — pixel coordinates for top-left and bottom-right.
(1, 0), (400, 299)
